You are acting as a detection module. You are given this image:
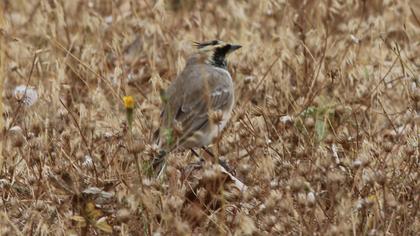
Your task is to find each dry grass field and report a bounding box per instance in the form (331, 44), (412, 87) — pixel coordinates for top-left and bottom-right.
(1, 0), (419, 235)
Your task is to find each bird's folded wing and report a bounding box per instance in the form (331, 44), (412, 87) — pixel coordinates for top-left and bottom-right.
(164, 85), (233, 151)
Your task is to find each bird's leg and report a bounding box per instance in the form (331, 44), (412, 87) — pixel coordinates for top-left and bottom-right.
(189, 149), (204, 166)
(202, 146), (217, 164)
(190, 148), (200, 157)
(202, 146), (215, 157)
(152, 150), (168, 178)
(189, 148), (233, 173)
(202, 147), (233, 173)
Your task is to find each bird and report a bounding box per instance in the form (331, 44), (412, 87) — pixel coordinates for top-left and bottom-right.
(152, 40), (242, 176)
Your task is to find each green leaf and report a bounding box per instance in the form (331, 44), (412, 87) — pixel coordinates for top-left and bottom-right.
(301, 106), (316, 117)
(85, 201), (102, 221)
(364, 67), (369, 79)
(126, 109), (134, 131)
(160, 89), (168, 103)
(164, 128), (173, 146)
(70, 215), (87, 227)
(315, 118), (326, 142)
(67, 230), (79, 236)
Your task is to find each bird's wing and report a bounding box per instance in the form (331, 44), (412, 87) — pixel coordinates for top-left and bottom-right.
(160, 64), (233, 151)
(176, 85), (232, 144)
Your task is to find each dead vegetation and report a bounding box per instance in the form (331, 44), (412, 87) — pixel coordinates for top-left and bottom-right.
(1, 0), (419, 235)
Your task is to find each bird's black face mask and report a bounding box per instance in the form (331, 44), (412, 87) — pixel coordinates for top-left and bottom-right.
(212, 44), (242, 69)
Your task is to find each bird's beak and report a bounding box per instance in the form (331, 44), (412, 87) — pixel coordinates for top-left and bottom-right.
(230, 44), (242, 52)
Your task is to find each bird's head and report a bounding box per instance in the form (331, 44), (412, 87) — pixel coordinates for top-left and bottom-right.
(193, 40), (241, 69)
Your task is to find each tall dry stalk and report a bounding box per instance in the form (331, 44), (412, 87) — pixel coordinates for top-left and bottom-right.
(0, 1), (5, 170)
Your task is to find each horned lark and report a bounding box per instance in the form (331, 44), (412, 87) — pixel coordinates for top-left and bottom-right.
(153, 40), (241, 174)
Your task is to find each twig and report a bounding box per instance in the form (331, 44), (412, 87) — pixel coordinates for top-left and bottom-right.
(238, 53), (282, 110)
(0, 4), (5, 171)
(59, 98), (99, 184)
(7, 54), (37, 130)
(373, 56), (399, 92)
(380, 36), (415, 77)
(255, 54), (282, 92)
(377, 98), (398, 135)
(308, 24), (329, 97)
(409, 6), (420, 27)
(48, 37), (121, 100)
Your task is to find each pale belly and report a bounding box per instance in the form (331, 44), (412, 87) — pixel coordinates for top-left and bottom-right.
(182, 108), (232, 149)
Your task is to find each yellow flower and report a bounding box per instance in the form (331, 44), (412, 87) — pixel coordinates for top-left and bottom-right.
(123, 96), (135, 109)
(123, 96), (135, 131)
(367, 194), (377, 202)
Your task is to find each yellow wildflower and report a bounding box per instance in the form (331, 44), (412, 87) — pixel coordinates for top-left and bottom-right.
(123, 96), (135, 109)
(123, 96), (135, 131)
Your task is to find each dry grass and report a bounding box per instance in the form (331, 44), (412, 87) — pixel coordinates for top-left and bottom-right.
(1, 0), (419, 235)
